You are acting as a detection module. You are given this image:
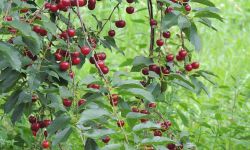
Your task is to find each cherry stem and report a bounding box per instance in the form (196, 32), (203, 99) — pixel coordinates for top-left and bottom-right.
(147, 0), (155, 58)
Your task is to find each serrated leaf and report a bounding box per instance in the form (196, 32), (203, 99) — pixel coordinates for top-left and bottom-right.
(190, 23), (202, 52)
(178, 15), (191, 29)
(78, 108), (110, 123)
(133, 121), (161, 131)
(125, 88), (155, 102)
(11, 103), (24, 124)
(84, 129), (115, 139)
(85, 138), (99, 150)
(162, 12), (179, 30)
(53, 127), (72, 145)
(4, 90), (22, 113)
(47, 115), (71, 135)
(126, 112), (147, 119)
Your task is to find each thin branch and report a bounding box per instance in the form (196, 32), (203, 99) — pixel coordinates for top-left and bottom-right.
(148, 0), (155, 58)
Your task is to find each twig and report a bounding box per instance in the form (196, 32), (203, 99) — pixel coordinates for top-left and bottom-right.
(147, 0), (155, 58)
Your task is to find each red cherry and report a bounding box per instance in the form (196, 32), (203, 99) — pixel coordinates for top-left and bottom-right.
(88, 0), (96, 10)
(108, 30), (115, 37)
(20, 8), (29, 13)
(80, 46), (91, 56)
(167, 143), (176, 149)
(148, 102), (156, 108)
(78, 99), (86, 106)
(39, 28), (47, 36)
(32, 131), (37, 137)
(117, 120), (125, 127)
(5, 16), (13, 21)
(42, 140), (50, 149)
(166, 54), (174, 62)
(185, 4), (191, 11)
(60, 31), (68, 40)
(176, 55), (184, 61)
(140, 109), (150, 114)
(150, 19), (157, 26)
(110, 94), (119, 106)
(72, 57), (81, 65)
(44, 130), (48, 137)
(154, 130), (162, 136)
(156, 39), (164, 47)
(31, 123), (40, 132)
(126, 6), (134, 14)
(163, 31), (171, 39)
(178, 49), (188, 58)
(28, 115), (37, 124)
(67, 29), (75, 37)
(69, 71), (74, 78)
(140, 118), (149, 123)
(149, 64), (160, 74)
(71, 0), (86, 6)
(71, 51), (80, 57)
(191, 62), (200, 69)
(39, 121), (46, 128)
(45, 3), (51, 9)
(33, 25), (41, 33)
(131, 107), (140, 113)
(50, 4), (58, 12)
(102, 136), (110, 143)
(94, 52), (106, 61)
(43, 119), (52, 127)
(63, 98), (72, 107)
(32, 95), (38, 102)
(55, 53), (62, 61)
(165, 7), (173, 14)
(57, 2), (67, 11)
(126, 0), (134, 3)
(87, 83), (100, 89)
(59, 61), (70, 71)
(142, 68), (149, 75)
(100, 66), (109, 74)
(97, 60), (105, 68)
(185, 64), (193, 72)
(62, 0), (71, 6)
(115, 20), (126, 28)
(161, 67), (170, 75)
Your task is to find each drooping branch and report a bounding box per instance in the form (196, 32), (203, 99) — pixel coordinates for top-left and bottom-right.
(147, 0), (154, 58)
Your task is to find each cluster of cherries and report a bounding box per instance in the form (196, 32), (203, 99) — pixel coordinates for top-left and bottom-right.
(44, 0), (96, 12)
(62, 98), (86, 107)
(28, 115), (51, 149)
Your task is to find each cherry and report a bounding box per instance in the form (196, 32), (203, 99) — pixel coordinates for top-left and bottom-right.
(167, 143), (176, 149)
(87, 83), (100, 89)
(57, 2), (67, 11)
(81, 46), (91, 56)
(140, 109), (150, 114)
(69, 71), (74, 78)
(148, 102), (156, 108)
(126, 0), (134, 3)
(60, 31), (68, 40)
(108, 30), (115, 37)
(5, 16), (13, 21)
(39, 28), (47, 36)
(185, 4), (191, 11)
(115, 20), (126, 28)
(32, 95), (38, 102)
(178, 49), (188, 58)
(142, 68), (149, 75)
(59, 61), (70, 71)
(191, 62), (200, 69)
(39, 121), (46, 128)
(96, 60), (105, 68)
(20, 8), (29, 13)
(94, 52), (106, 60)
(78, 99), (86, 106)
(165, 7), (173, 14)
(49, 4), (58, 12)
(156, 39), (164, 47)
(117, 120), (125, 127)
(33, 25), (41, 33)
(43, 119), (52, 127)
(166, 54), (174, 62)
(111, 94), (119, 102)
(44, 130), (48, 137)
(31, 123), (40, 132)
(72, 57), (81, 65)
(63, 98), (72, 107)
(149, 64), (160, 74)
(88, 0), (96, 10)
(101, 66), (109, 74)
(28, 115), (37, 124)
(71, 0), (86, 6)
(185, 64), (192, 72)
(102, 136), (110, 143)
(131, 107), (140, 113)
(126, 6), (134, 14)
(150, 19), (157, 26)
(140, 118), (149, 123)
(62, 0), (71, 7)
(71, 51), (80, 57)
(32, 131), (37, 137)
(55, 53), (62, 61)
(154, 130), (162, 136)
(161, 67), (170, 75)
(45, 2), (51, 9)
(67, 29), (75, 37)
(176, 55), (184, 61)
(42, 140), (50, 149)
(163, 31), (171, 39)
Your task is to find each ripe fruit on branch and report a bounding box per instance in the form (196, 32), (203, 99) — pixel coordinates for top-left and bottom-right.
(94, 52), (106, 61)
(97, 60), (105, 68)
(185, 4), (191, 11)
(149, 64), (160, 74)
(150, 19), (157, 26)
(88, 0), (96, 10)
(28, 115), (37, 124)
(67, 29), (75, 37)
(165, 7), (173, 14)
(126, 6), (135, 14)
(55, 53), (62, 61)
(167, 143), (176, 150)
(110, 94), (119, 106)
(78, 99), (86, 106)
(63, 98), (72, 107)
(81, 46), (91, 56)
(163, 31), (171, 39)
(166, 54), (174, 62)
(59, 61), (70, 71)
(71, 51), (80, 57)
(142, 68), (149, 75)
(156, 39), (164, 47)
(185, 64), (192, 72)
(117, 120), (125, 127)
(191, 62), (200, 69)
(178, 49), (188, 58)
(39, 28), (47, 36)
(31, 123), (40, 132)
(45, 3), (51, 9)
(108, 30), (115, 37)
(72, 57), (81, 65)
(61, 0), (71, 7)
(71, 0), (87, 6)
(154, 130), (162, 136)
(115, 20), (126, 28)
(43, 119), (52, 127)
(161, 67), (170, 75)
(49, 4), (58, 12)
(126, 0), (134, 3)
(131, 107), (140, 113)
(100, 66), (109, 74)
(42, 140), (50, 149)
(148, 102), (156, 108)
(87, 83), (100, 89)
(140, 109), (150, 114)
(5, 16), (13, 21)
(102, 136), (110, 143)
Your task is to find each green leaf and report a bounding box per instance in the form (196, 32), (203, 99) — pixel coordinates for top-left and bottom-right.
(133, 121), (161, 131)
(178, 15), (191, 29)
(194, 11), (223, 22)
(141, 137), (174, 145)
(162, 12), (179, 30)
(78, 108), (110, 123)
(125, 88), (155, 102)
(191, 0), (215, 7)
(112, 79), (143, 89)
(0, 68), (20, 93)
(177, 109), (189, 127)
(0, 42), (22, 70)
(52, 127), (73, 146)
(126, 112), (148, 119)
(85, 138), (99, 150)
(17, 90), (32, 104)
(47, 115), (71, 135)
(11, 103), (25, 124)
(59, 86), (73, 98)
(84, 129), (115, 139)
(131, 56), (153, 72)
(190, 23), (202, 52)
(4, 90), (22, 113)
(101, 144), (122, 150)
(167, 74), (195, 91)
